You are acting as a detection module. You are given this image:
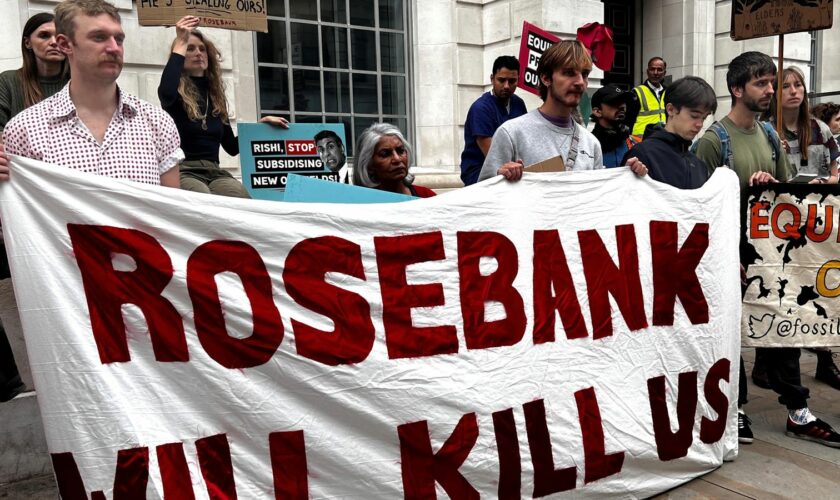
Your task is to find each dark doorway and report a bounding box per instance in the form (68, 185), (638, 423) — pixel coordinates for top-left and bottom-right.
(602, 0), (635, 90)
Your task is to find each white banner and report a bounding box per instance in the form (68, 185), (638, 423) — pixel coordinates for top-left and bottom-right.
(1, 156), (742, 499)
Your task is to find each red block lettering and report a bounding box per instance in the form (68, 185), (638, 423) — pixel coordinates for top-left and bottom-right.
(771, 203), (801, 239)
(284, 236), (374, 365)
(806, 204), (833, 242)
(492, 408), (521, 499)
(457, 231), (525, 350)
(532, 230), (588, 343)
(650, 221), (710, 326)
(700, 358), (731, 444)
(51, 447), (149, 500)
(749, 201), (770, 239)
(648, 371), (698, 461)
(269, 430), (309, 499)
(284, 140), (315, 155)
(187, 241), (284, 369)
(196, 434), (237, 500)
(575, 387), (624, 484)
(375, 232), (458, 359)
(157, 442), (196, 500)
(398, 414), (479, 500)
(67, 224), (187, 363)
(579, 225), (647, 339)
(523, 399), (576, 496)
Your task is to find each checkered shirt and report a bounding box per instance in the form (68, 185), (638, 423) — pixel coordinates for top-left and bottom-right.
(2, 84), (184, 185)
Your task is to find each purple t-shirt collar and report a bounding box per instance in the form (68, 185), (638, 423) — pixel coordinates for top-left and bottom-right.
(538, 110), (574, 128)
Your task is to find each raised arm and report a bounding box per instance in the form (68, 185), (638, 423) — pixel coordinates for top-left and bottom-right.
(157, 16), (200, 109)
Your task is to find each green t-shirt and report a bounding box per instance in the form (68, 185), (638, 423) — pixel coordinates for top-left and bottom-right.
(694, 116), (793, 195)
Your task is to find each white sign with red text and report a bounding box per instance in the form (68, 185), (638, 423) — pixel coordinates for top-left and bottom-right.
(1, 157), (741, 499)
(742, 184), (840, 347)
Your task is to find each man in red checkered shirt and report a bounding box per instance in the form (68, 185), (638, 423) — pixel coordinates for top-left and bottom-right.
(0, 0), (183, 185)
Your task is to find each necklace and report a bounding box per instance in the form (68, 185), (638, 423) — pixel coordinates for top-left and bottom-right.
(200, 94), (209, 130)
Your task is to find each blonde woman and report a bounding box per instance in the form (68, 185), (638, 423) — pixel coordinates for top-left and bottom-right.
(159, 16), (287, 197)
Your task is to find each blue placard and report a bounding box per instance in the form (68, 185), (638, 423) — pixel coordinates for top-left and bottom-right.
(284, 174), (414, 204)
(237, 123), (348, 201)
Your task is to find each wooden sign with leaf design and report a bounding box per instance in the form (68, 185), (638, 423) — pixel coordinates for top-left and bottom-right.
(731, 0), (833, 40)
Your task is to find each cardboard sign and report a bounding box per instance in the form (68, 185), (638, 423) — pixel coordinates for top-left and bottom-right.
(0, 160), (743, 497)
(742, 184), (840, 347)
(238, 123), (348, 201)
(517, 22), (561, 97)
(730, 0), (833, 41)
(524, 154), (565, 173)
(137, 0), (268, 33)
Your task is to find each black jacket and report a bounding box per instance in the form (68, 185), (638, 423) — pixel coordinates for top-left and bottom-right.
(621, 125), (709, 189)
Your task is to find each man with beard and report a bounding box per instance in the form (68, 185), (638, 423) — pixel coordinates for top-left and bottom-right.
(459, 55), (527, 185)
(590, 84), (636, 167)
(694, 52), (790, 198)
(478, 40), (600, 181)
(314, 130), (349, 183)
(0, 0), (182, 186)
(694, 52), (840, 448)
(0, 0), (182, 404)
(625, 57), (668, 140)
(479, 40), (647, 182)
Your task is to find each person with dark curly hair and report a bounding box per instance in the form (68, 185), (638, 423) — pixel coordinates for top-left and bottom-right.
(812, 101), (840, 144)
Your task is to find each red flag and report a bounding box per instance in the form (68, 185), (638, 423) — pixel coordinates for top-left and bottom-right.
(577, 23), (615, 71)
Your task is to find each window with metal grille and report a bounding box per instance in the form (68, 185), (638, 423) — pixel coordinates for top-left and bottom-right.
(254, 0), (409, 155)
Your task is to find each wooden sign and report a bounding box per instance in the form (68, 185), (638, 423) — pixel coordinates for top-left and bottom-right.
(731, 0), (833, 41)
(137, 0), (268, 32)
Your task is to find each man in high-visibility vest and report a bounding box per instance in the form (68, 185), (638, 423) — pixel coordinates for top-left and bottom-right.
(625, 57), (667, 140)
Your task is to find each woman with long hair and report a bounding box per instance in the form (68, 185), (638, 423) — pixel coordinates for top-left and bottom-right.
(754, 67), (840, 399)
(159, 16), (287, 198)
(763, 66), (839, 184)
(0, 12), (69, 134)
(0, 12), (69, 403)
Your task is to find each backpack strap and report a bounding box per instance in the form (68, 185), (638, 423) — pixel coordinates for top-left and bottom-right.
(691, 121), (732, 166)
(689, 122), (732, 167)
(758, 121), (781, 163)
(699, 121), (733, 167)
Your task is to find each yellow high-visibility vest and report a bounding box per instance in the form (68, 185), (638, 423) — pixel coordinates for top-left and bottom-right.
(632, 84), (666, 137)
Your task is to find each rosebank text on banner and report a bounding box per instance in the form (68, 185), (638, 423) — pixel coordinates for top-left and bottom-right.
(0, 157), (742, 498)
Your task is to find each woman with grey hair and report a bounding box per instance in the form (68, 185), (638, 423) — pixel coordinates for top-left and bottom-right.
(353, 123), (436, 197)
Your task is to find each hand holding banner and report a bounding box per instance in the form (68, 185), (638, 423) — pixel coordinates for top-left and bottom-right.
(0, 159), (742, 497)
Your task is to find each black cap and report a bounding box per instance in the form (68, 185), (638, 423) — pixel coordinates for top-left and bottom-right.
(592, 84), (631, 108)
